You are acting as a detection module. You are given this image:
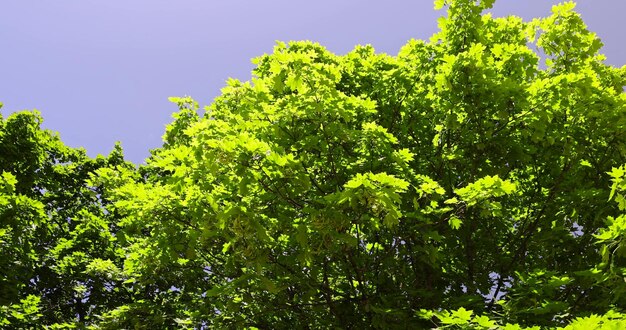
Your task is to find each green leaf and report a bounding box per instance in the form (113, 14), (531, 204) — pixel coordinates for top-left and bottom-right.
(451, 307), (473, 322)
(449, 215), (462, 230)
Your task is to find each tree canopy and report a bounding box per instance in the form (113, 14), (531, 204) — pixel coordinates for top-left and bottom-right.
(2, 0), (626, 328)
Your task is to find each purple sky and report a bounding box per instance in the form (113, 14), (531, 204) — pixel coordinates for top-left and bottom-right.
(1, 1), (624, 164)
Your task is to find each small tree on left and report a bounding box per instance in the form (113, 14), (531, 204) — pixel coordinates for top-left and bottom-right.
(0, 107), (134, 327)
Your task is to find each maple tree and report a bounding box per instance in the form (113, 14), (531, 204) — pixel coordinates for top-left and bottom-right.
(2, 0), (626, 328)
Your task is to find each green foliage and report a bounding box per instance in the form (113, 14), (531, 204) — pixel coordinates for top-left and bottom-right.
(1, 0), (626, 328)
(420, 307), (626, 329)
(0, 295), (42, 327)
(0, 111), (135, 327)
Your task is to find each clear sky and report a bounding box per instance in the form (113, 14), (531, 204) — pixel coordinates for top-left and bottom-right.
(1, 1), (624, 164)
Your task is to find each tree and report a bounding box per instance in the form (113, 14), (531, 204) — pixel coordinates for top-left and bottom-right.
(2, 0), (626, 328)
(0, 109), (135, 327)
(99, 0), (626, 328)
